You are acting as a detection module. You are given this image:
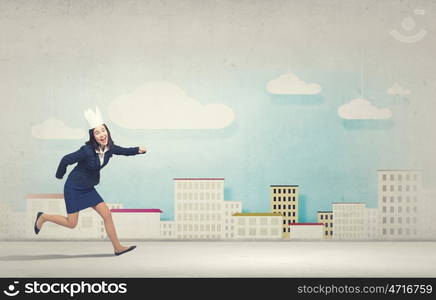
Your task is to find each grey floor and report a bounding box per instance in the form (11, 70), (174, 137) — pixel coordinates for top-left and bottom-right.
(0, 241), (435, 277)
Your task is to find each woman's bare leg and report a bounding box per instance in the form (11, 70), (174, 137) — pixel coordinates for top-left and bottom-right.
(37, 212), (79, 229)
(92, 202), (128, 253)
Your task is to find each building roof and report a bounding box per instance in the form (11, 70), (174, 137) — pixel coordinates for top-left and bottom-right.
(26, 194), (64, 199)
(289, 223), (324, 226)
(232, 213), (282, 217)
(270, 185), (299, 187)
(317, 211), (333, 213)
(110, 209), (162, 213)
(174, 178), (224, 180)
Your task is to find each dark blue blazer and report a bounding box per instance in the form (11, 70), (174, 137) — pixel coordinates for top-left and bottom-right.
(56, 144), (144, 188)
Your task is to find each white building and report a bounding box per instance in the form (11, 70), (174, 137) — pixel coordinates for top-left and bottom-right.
(111, 209), (162, 240)
(419, 189), (436, 239)
(8, 211), (27, 240)
(232, 213), (282, 240)
(365, 208), (379, 240)
(0, 201), (12, 240)
(222, 201), (242, 239)
(332, 202), (366, 240)
(378, 170), (421, 240)
(174, 178), (225, 240)
(160, 221), (176, 239)
(288, 223), (324, 240)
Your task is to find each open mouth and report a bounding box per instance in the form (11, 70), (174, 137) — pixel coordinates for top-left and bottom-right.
(100, 137), (107, 143)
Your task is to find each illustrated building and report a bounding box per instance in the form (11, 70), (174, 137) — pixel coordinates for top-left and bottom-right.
(232, 213), (282, 239)
(174, 178), (225, 240)
(365, 208), (379, 240)
(223, 201), (242, 239)
(418, 189), (436, 239)
(377, 170), (421, 239)
(332, 202), (366, 240)
(160, 221), (176, 239)
(270, 185), (299, 238)
(111, 209), (162, 240)
(317, 211), (333, 239)
(288, 223), (324, 240)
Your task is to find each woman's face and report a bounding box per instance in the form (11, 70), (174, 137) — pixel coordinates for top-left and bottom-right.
(93, 124), (108, 147)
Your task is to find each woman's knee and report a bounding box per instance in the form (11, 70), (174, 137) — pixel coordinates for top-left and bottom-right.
(67, 216), (79, 228)
(101, 210), (112, 221)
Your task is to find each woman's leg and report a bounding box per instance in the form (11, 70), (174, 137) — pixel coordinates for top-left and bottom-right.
(92, 202), (128, 252)
(37, 212), (79, 229)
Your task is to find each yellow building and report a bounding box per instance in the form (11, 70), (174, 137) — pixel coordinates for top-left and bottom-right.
(270, 185), (299, 238)
(317, 211), (333, 239)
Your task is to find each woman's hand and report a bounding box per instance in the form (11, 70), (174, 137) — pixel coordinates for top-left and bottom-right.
(138, 146), (147, 154)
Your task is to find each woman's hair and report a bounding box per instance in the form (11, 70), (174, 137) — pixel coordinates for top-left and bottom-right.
(85, 123), (115, 150)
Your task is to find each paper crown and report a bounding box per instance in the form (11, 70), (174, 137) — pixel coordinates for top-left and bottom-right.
(84, 106), (104, 129)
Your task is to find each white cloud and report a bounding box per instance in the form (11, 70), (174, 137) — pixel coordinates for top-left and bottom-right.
(337, 98), (392, 120)
(387, 83), (411, 95)
(108, 81), (235, 129)
(266, 73), (321, 95)
(31, 118), (87, 139)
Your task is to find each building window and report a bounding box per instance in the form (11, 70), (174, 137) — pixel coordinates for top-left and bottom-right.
(288, 189), (291, 193)
(383, 196), (387, 203)
(390, 196), (394, 203)
(383, 217), (386, 224)
(273, 196), (276, 201)
(273, 205), (276, 209)
(278, 189), (281, 193)
(398, 196), (402, 203)
(273, 189), (276, 193)
(320, 215), (324, 220)
(398, 217), (402, 224)
(390, 207), (394, 213)
(283, 220), (286, 225)
(330, 215), (333, 220)
(382, 206), (386, 213)
(390, 185), (394, 192)
(283, 228), (286, 232)
(398, 174), (402, 181)
(382, 229), (387, 235)
(390, 174), (394, 180)
(406, 174), (410, 180)
(383, 174), (387, 181)
(383, 185), (387, 192)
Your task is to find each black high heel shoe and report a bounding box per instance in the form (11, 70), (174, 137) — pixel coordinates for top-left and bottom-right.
(34, 212), (43, 235)
(114, 245), (137, 256)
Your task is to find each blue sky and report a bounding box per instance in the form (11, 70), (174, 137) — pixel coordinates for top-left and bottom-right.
(1, 0), (435, 222)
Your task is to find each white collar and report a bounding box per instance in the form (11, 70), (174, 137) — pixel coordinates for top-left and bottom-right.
(95, 146), (109, 154)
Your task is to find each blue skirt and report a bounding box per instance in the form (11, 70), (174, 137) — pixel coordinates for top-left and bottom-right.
(64, 179), (104, 214)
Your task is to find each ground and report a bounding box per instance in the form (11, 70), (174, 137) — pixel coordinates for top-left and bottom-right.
(0, 240), (435, 277)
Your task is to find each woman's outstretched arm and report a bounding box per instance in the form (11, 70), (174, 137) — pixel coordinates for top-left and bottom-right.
(55, 146), (87, 179)
(112, 145), (147, 156)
